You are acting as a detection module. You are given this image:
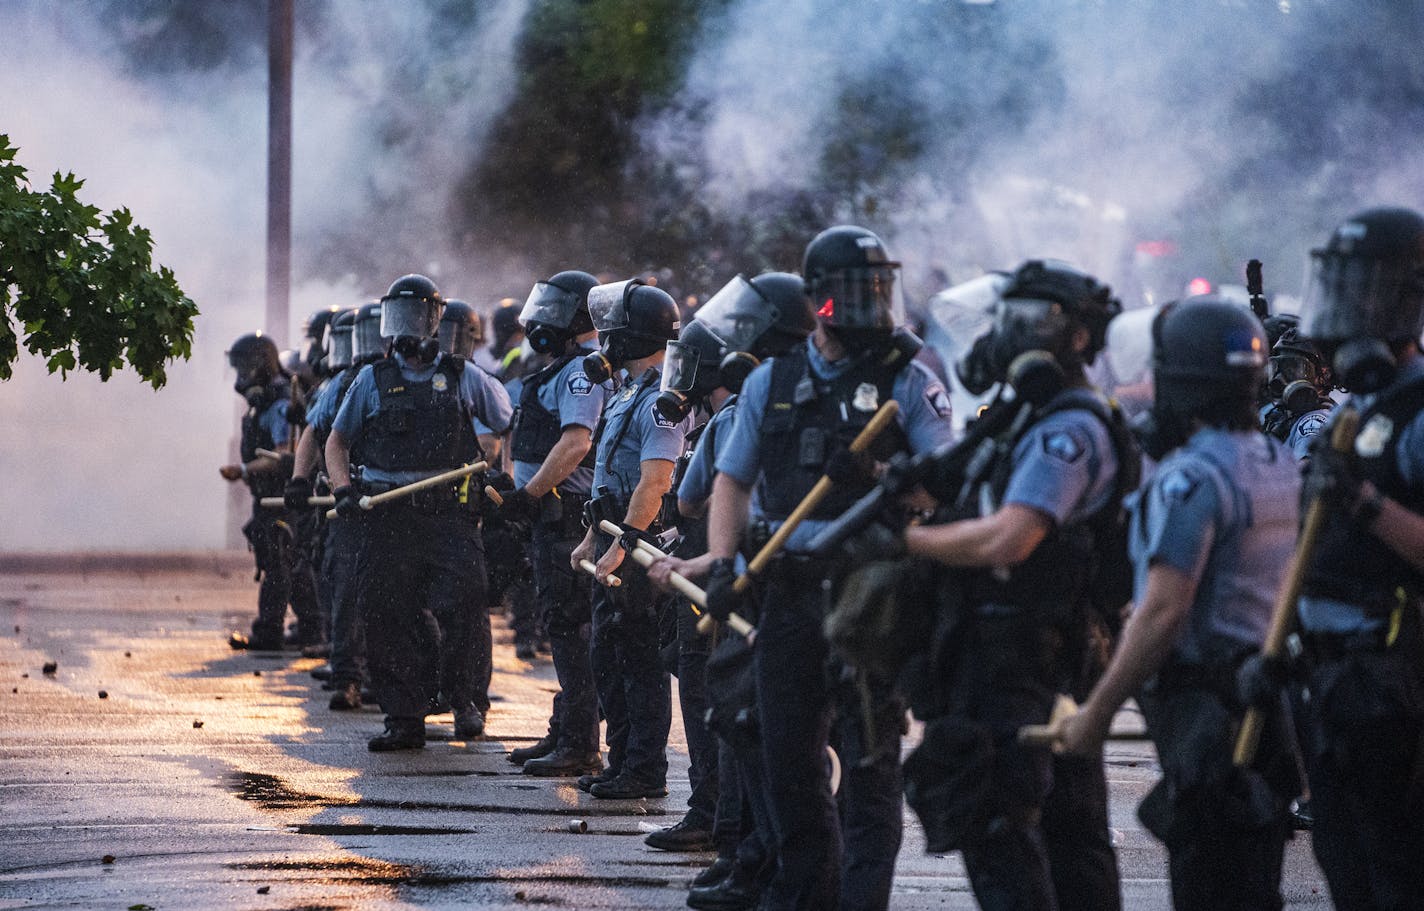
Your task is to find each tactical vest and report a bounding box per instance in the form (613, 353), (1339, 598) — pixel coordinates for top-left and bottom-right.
(363, 356), (483, 473)
(510, 351), (597, 469)
(240, 381), (292, 499)
(312, 366), (363, 453)
(1302, 374), (1424, 613)
(964, 388), (1139, 625)
(756, 345), (910, 521)
(591, 368), (663, 505)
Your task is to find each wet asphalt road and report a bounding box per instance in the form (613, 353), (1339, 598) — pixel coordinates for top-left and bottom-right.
(0, 560), (1332, 909)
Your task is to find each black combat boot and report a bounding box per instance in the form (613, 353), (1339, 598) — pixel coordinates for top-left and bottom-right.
(577, 768), (618, 793)
(643, 815), (714, 851)
(453, 707), (485, 739)
(508, 725), (561, 765)
(522, 747), (603, 778)
(686, 861), (761, 910)
(589, 773), (668, 800)
(368, 718), (425, 752)
(328, 682), (361, 711)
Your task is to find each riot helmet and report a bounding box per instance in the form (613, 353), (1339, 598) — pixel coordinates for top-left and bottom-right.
(437, 299), (482, 360)
(492, 298), (524, 355)
(955, 259), (1119, 395)
(227, 332), (281, 402)
(583, 279), (680, 383)
(300, 306), (342, 377)
(379, 274), (444, 359)
(803, 225), (900, 345)
(1261, 312), (1299, 351)
(689, 271), (816, 393)
(1135, 294), (1268, 460)
(520, 270), (599, 354)
(353, 302), (385, 364)
(656, 321), (727, 422)
(1300, 207), (1424, 392)
(326, 308), (357, 372)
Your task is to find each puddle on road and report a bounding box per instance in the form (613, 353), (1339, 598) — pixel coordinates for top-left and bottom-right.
(232, 771), (343, 810)
(227, 857), (669, 889)
(288, 823), (475, 836)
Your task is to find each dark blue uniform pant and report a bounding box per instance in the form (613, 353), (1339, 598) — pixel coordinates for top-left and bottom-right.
(1298, 637), (1424, 911)
(832, 673), (905, 911)
(531, 516), (599, 752)
(677, 598), (719, 827)
(754, 563), (841, 910)
(244, 510), (321, 646)
(322, 515), (367, 687)
(589, 529), (671, 783)
(357, 503), (490, 723)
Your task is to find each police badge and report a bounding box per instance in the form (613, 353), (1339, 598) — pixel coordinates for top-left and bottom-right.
(432, 372), (449, 392)
(1355, 413), (1394, 459)
(852, 382), (879, 413)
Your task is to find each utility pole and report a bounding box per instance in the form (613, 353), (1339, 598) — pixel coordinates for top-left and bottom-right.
(265, 0), (293, 344)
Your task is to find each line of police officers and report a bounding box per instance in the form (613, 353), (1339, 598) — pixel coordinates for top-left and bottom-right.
(221, 205), (1424, 911)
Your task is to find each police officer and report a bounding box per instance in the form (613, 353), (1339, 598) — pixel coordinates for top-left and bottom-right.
(1259, 321), (1335, 459)
(325, 274), (513, 750)
(649, 271), (817, 902)
(899, 259), (1130, 911)
(1060, 296), (1300, 910)
(705, 227), (955, 910)
(490, 298), (527, 379)
(1288, 207), (1424, 910)
(568, 278), (689, 799)
(287, 302), (384, 710)
(494, 270), (610, 777)
(221, 332), (322, 651)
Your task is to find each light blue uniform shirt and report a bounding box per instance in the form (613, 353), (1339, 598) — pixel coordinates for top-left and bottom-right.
(716, 337), (956, 551)
(592, 366), (691, 503)
(332, 351), (513, 486)
(1285, 407), (1331, 460)
(1001, 403), (1119, 526)
(304, 373), (345, 434)
(512, 348), (612, 496)
(1299, 353), (1424, 633)
(258, 398), (293, 447)
(1129, 428), (1299, 664)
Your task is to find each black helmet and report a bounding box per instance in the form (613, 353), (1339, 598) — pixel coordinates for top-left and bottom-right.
(956, 259), (1119, 394)
(657, 320), (728, 422)
(300, 306), (343, 378)
(438, 299), (483, 360)
(803, 225), (900, 339)
(1268, 325), (1334, 413)
(520, 269), (599, 354)
(353, 301), (385, 363)
(1261, 312), (1298, 351)
(694, 271), (817, 393)
(1301, 207), (1424, 391)
(326, 308), (357, 372)
(583, 279), (680, 383)
(1135, 294), (1268, 460)
(492, 298), (524, 353)
(227, 332), (281, 396)
(380, 274), (443, 358)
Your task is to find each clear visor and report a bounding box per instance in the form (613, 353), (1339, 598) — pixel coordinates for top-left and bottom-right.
(812, 266), (898, 329)
(992, 297), (1070, 347)
(520, 281), (581, 330)
(437, 317), (475, 359)
(380, 298), (443, 341)
(353, 307), (385, 360)
(1301, 250), (1424, 342)
(587, 279), (638, 332)
(696, 275), (779, 352)
(327, 323), (354, 369)
(660, 340), (701, 394)
(1268, 353), (1323, 388)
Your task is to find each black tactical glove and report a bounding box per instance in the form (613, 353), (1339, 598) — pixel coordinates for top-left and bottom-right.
(283, 476), (314, 511)
(501, 487), (540, 523)
(619, 526), (657, 556)
(485, 471), (516, 494)
(1301, 436), (1360, 513)
(1236, 651), (1290, 711)
(824, 445), (876, 487)
(704, 558), (744, 624)
(332, 485), (363, 519)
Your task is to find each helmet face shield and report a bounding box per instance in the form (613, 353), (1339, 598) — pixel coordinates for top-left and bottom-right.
(520, 281), (581, 330)
(353, 305), (385, 361)
(993, 297), (1072, 351)
(437, 317), (475, 359)
(660, 340), (702, 394)
(1301, 250), (1424, 343)
(326, 321), (354, 371)
(587, 279), (640, 333)
(811, 265), (898, 330)
(698, 275), (780, 352)
(380, 298), (443, 341)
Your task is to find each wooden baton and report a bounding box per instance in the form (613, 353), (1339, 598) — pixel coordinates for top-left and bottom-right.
(578, 558), (620, 588)
(258, 496), (335, 508)
(324, 461), (489, 519)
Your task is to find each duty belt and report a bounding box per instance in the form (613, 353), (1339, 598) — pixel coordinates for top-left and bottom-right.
(358, 479), (476, 515)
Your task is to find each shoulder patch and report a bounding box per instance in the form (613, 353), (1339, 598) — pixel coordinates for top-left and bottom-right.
(651, 402), (678, 429)
(1158, 468), (1200, 504)
(1042, 429), (1084, 463)
(923, 383), (952, 419)
(1293, 412), (1328, 440)
(567, 372), (593, 396)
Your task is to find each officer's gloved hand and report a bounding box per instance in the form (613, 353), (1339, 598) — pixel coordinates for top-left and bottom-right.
(619, 526), (657, 556)
(501, 487), (539, 523)
(283, 476), (314, 511)
(332, 485), (363, 519)
(703, 558), (744, 624)
(824, 445), (876, 487)
(1301, 438), (1360, 512)
(842, 516), (907, 565)
(486, 471), (516, 494)
(1236, 651), (1289, 710)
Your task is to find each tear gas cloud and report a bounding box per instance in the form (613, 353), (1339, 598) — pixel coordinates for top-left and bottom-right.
(2, 0), (1420, 551)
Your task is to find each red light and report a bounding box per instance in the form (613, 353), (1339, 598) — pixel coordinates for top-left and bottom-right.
(1187, 277), (1213, 296)
(1135, 240), (1178, 257)
(817, 298), (835, 318)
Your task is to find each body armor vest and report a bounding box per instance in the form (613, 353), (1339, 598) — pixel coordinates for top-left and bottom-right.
(590, 368), (663, 506)
(363, 356), (483, 473)
(964, 388), (1138, 625)
(240, 381), (291, 499)
(756, 344), (910, 521)
(1302, 374), (1424, 613)
(510, 350), (597, 469)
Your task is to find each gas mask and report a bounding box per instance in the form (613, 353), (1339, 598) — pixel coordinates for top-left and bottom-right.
(582, 347), (617, 385)
(525, 321), (566, 356)
(239, 383), (267, 407)
(956, 298), (1073, 396)
(393, 336), (440, 362)
(718, 351), (760, 394)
